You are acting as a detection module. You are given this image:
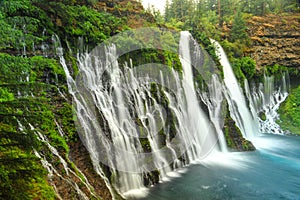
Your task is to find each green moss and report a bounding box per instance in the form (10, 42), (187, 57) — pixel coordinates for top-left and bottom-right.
(0, 121), (56, 200)
(0, 47), (70, 199)
(223, 106), (255, 151)
(233, 57), (256, 80)
(55, 102), (77, 142)
(259, 112), (267, 121)
(31, 56), (65, 77)
(140, 138), (151, 152)
(0, 87), (14, 102)
(0, 53), (65, 85)
(224, 125), (233, 148)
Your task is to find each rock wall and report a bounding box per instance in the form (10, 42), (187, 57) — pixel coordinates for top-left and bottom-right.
(246, 14), (300, 70)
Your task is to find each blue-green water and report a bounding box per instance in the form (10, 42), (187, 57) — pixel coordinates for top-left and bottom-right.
(133, 134), (300, 200)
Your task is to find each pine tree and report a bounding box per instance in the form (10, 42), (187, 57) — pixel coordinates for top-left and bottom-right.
(165, 0), (171, 21)
(230, 9), (248, 42)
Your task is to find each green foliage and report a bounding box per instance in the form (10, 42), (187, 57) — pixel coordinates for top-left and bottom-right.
(55, 103), (77, 142)
(31, 55), (65, 79)
(264, 64), (287, 76)
(40, 2), (126, 48)
(115, 28), (182, 73)
(0, 45), (69, 200)
(0, 0), (47, 52)
(278, 85), (300, 134)
(0, 53), (33, 83)
(0, 87), (14, 102)
(241, 0), (300, 15)
(0, 0), (127, 54)
(221, 39), (249, 60)
(165, 0), (195, 23)
(232, 62), (246, 86)
(0, 49), (72, 197)
(233, 57), (256, 79)
(230, 10), (248, 43)
(193, 10), (221, 40)
(0, 14), (23, 50)
(0, 53), (64, 84)
(0, 121), (56, 200)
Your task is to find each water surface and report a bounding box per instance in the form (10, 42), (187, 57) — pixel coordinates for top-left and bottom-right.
(133, 134), (300, 200)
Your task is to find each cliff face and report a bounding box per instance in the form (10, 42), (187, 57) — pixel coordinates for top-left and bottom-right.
(0, 1), (155, 199)
(246, 14), (300, 70)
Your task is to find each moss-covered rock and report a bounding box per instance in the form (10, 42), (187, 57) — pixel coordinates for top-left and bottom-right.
(143, 170), (160, 186)
(223, 106), (256, 151)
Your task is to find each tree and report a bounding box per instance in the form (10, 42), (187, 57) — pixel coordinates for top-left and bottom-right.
(240, 0), (272, 15)
(165, 0), (195, 23)
(165, 0), (171, 21)
(269, 0), (299, 13)
(230, 9), (248, 42)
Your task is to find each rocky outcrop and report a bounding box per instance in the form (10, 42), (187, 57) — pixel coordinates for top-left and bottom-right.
(246, 14), (300, 70)
(223, 106), (256, 152)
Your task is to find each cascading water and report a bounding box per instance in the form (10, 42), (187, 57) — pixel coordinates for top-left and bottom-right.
(52, 29), (294, 199)
(211, 39), (258, 139)
(245, 74), (289, 134)
(17, 121), (99, 200)
(59, 31), (221, 195)
(200, 74), (227, 152)
(211, 39), (289, 138)
(140, 39), (298, 200)
(177, 31), (218, 159)
(52, 35), (117, 199)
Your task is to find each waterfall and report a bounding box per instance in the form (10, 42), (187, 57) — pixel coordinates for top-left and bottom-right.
(201, 74), (227, 152)
(57, 31), (222, 195)
(211, 39), (258, 139)
(246, 74), (289, 134)
(211, 39), (289, 137)
(55, 30), (292, 197)
(16, 121), (98, 200)
(52, 36), (117, 198)
(178, 31), (218, 158)
(42, 29), (49, 57)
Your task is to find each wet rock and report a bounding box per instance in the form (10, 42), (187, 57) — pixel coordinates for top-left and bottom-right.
(223, 109), (256, 152)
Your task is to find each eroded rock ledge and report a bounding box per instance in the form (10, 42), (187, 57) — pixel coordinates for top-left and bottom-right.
(246, 14), (300, 70)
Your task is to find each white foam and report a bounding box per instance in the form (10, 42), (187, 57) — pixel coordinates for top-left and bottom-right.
(123, 187), (149, 199)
